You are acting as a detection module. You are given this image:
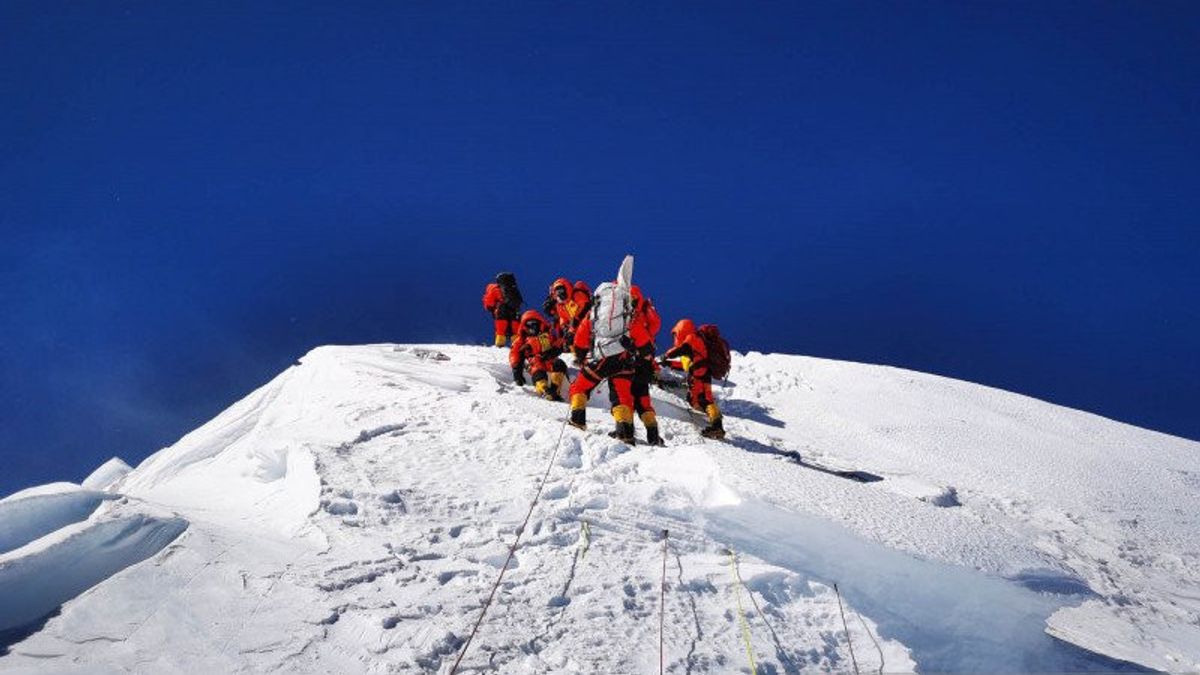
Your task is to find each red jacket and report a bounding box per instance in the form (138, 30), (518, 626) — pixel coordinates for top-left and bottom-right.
(629, 297), (661, 350)
(511, 332), (565, 374)
(664, 333), (710, 378)
(548, 286), (589, 334)
(483, 283), (503, 313)
(572, 316), (593, 360)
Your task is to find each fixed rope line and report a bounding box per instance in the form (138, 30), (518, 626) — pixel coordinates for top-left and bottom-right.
(449, 414), (571, 675)
(579, 520), (591, 560)
(739, 556), (799, 674)
(854, 608), (886, 674)
(660, 529), (669, 675)
(833, 583), (861, 675)
(727, 549), (758, 675)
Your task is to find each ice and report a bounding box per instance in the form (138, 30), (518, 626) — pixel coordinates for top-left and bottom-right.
(0, 483), (115, 555)
(0, 505), (187, 636)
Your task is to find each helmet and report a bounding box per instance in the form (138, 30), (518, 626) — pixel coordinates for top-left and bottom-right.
(551, 277), (571, 301)
(573, 280), (590, 296)
(672, 319), (696, 338)
(630, 285), (643, 304)
(520, 310), (547, 335)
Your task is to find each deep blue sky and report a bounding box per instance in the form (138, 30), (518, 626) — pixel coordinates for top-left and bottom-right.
(2, 2), (1197, 496)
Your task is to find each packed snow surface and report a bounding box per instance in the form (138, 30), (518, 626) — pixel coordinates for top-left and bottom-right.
(2, 343), (1198, 672)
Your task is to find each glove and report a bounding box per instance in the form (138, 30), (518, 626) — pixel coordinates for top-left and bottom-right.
(512, 368), (526, 386)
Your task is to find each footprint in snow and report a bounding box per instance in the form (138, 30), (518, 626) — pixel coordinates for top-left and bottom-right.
(544, 484), (570, 500)
(437, 570), (478, 585)
(481, 553), (519, 570)
(323, 500), (358, 516)
(559, 438), (583, 469)
(581, 495), (610, 511)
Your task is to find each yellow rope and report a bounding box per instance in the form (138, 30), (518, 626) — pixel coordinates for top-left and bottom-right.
(580, 520), (591, 560)
(728, 549), (758, 675)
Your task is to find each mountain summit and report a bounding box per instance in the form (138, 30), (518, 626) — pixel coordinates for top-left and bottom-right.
(2, 344), (1197, 672)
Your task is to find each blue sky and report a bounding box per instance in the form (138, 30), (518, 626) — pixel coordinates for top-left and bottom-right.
(2, 1), (1197, 496)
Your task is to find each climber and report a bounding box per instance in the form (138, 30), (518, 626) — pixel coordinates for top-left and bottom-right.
(612, 285), (664, 445)
(567, 280), (637, 443)
(541, 277), (590, 344)
(482, 272), (524, 347)
(661, 319), (725, 439)
(510, 310), (568, 401)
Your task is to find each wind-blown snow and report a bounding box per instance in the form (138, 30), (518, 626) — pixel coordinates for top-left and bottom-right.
(81, 457), (132, 491)
(1, 343), (1196, 672)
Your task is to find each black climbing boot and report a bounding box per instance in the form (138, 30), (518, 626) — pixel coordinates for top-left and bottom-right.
(608, 422), (636, 445)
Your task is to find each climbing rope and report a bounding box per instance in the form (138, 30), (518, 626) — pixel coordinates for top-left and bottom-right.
(738, 556), (800, 673)
(833, 583), (861, 675)
(449, 414), (571, 674)
(660, 529), (669, 675)
(727, 549), (758, 675)
(579, 520), (591, 560)
(854, 607), (886, 674)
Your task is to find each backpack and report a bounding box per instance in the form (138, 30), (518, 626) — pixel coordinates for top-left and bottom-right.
(697, 324), (731, 379)
(589, 281), (633, 358)
(495, 272), (522, 309)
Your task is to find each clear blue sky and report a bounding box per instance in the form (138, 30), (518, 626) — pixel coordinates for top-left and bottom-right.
(2, 2), (1197, 496)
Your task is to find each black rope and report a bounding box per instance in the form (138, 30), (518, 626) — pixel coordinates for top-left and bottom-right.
(660, 529), (669, 675)
(833, 583), (861, 675)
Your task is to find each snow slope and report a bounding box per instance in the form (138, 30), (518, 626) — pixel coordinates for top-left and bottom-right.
(1, 343), (1197, 672)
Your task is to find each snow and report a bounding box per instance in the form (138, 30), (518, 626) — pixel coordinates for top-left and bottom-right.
(1, 343), (1197, 672)
(0, 483), (116, 555)
(81, 457), (132, 491)
(0, 500), (187, 635)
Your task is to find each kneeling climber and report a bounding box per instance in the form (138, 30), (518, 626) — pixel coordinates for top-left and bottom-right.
(510, 310), (568, 401)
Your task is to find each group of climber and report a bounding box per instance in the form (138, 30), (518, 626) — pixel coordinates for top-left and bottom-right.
(482, 271), (728, 444)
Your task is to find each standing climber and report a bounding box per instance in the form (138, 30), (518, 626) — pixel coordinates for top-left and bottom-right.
(542, 278), (593, 346)
(510, 310), (568, 401)
(542, 278), (591, 344)
(614, 285), (664, 445)
(482, 272), (524, 347)
(567, 257), (637, 443)
(567, 282), (592, 349)
(661, 319), (725, 439)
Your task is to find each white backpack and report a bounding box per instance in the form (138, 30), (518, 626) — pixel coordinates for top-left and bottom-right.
(589, 281), (633, 359)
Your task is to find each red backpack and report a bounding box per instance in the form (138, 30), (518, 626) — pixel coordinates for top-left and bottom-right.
(697, 324), (731, 379)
